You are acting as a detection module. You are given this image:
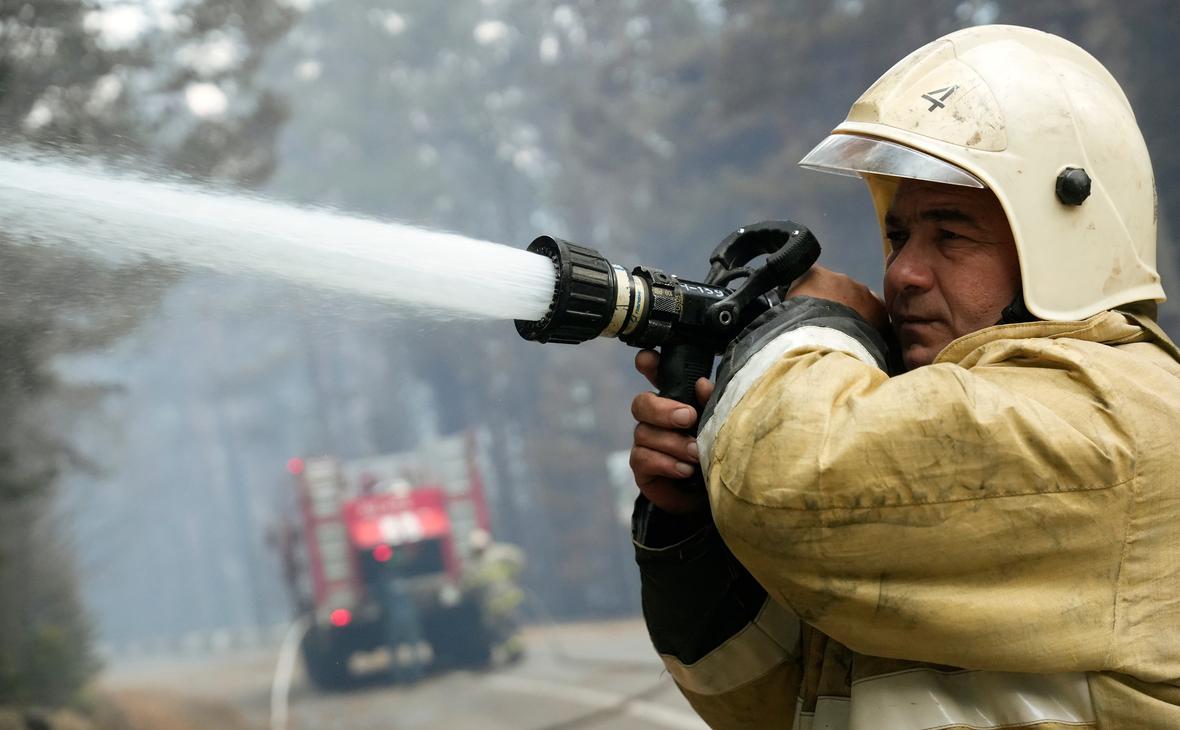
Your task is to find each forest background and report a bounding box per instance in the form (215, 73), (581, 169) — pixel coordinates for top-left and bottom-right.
(1, 0), (1176, 711)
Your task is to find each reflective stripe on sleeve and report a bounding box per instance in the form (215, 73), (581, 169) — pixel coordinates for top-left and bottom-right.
(659, 597), (799, 696)
(848, 668), (1096, 729)
(697, 325), (880, 470)
(796, 696), (851, 730)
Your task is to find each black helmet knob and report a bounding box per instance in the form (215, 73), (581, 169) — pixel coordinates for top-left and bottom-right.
(1055, 167), (1092, 206)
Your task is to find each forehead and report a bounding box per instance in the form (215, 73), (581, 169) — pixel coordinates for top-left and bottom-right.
(886, 179), (1006, 220)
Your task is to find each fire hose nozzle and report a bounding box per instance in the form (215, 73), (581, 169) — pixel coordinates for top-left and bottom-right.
(514, 235), (646, 345)
(515, 221), (820, 354)
(514, 221), (820, 486)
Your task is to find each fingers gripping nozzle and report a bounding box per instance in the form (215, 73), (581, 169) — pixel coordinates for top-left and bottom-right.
(514, 222), (821, 495)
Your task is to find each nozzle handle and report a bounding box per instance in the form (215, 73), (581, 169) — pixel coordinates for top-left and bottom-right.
(657, 342), (715, 409)
(656, 342), (714, 495)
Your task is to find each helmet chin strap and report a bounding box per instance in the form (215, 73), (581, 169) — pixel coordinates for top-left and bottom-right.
(998, 296), (1035, 325)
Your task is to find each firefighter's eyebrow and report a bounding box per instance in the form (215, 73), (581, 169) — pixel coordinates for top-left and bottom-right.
(885, 208), (981, 228)
(920, 208), (978, 225)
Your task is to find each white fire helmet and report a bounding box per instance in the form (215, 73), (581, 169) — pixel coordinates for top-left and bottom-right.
(799, 24), (1163, 322)
(468, 528), (491, 553)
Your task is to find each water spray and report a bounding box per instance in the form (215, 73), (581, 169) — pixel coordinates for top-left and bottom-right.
(0, 154), (556, 321)
(515, 220), (820, 405)
(0, 154), (819, 396)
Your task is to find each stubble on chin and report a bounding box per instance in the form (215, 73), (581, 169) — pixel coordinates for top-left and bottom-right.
(895, 330), (941, 370)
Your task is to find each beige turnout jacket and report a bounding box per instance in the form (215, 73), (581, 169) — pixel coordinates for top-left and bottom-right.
(659, 309), (1180, 729)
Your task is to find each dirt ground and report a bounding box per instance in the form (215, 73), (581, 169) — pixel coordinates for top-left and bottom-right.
(99, 690), (257, 730)
(0, 689), (256, 730)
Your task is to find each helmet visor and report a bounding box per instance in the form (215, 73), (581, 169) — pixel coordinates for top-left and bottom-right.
(799, 134), (984, 188)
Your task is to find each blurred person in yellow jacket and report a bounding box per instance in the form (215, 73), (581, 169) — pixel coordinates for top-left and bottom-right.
(628, 24), (1180, 730)
(463, 528), (526, 662)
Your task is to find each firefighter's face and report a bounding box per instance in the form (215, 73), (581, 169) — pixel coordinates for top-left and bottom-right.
(883, 180), (1021, 370)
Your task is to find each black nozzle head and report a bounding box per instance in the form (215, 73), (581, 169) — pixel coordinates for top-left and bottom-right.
(514, 236), (618, 344)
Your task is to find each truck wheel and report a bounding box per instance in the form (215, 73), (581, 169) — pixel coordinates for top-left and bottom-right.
(425, 599), (492, 669)
(301, 630), (354, 690)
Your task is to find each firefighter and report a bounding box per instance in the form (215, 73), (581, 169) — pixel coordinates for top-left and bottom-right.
(463, 528), (525, 662)
(628, 25), (1180, 729)
(377, 545), (425, 683)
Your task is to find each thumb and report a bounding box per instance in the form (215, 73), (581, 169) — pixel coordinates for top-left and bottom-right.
(695, 377), (715, 405)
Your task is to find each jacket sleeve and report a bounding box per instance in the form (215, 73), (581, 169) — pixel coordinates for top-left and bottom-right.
(698, 297), (1135, 674)
(633, 496), (801, 729)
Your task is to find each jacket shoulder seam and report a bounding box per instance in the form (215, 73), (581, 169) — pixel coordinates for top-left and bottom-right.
(716, 474), (1135, 513)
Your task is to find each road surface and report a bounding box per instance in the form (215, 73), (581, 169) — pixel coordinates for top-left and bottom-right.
(103, 618), (708, 730)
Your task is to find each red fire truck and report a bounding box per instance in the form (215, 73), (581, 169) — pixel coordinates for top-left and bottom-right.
(278, 432), (499, 689)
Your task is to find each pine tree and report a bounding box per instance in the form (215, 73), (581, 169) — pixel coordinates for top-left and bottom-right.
(0, 0), (295, 707)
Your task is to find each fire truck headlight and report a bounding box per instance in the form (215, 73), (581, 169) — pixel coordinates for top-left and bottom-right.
(439, 584), (461, 607)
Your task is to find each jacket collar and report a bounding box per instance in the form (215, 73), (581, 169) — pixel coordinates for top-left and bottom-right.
(934, 308), (1180, 366)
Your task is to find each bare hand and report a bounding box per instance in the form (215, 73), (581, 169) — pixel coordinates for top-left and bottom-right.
(787, 265), (888, 332)
(629, 350), (715, 515)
